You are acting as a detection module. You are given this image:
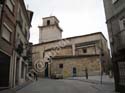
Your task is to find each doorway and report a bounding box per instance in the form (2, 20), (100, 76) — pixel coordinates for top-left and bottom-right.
(15, 57), (19, 85)
(73, 67), (77, 77)
(0, 51), (10, 87)
(45, 62), (49, 77)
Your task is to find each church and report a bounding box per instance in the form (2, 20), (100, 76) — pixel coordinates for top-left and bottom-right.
(32, 16), (110, 78)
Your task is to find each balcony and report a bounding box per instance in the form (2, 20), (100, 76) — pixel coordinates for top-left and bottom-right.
(116, 30), (125, 51)
(22, 49), (27, 58)
(15, 41), (24, 55)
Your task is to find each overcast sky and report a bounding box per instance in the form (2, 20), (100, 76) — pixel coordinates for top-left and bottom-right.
(24, 0), (109, 46)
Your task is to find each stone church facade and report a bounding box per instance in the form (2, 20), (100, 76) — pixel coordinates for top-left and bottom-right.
(32, 16), (110, 78)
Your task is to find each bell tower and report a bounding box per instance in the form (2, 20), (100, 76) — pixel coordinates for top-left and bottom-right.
(39, 16), (63, 43)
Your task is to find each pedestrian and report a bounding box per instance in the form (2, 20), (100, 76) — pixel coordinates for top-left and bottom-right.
(34, 72), (38, 81)
(85, 67), (88, 79)
(36, 73), (38, 81)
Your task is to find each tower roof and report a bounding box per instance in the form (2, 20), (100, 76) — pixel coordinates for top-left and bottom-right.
(42, 16), (59, 23)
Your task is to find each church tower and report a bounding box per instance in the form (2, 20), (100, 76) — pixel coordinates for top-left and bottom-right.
(39, 16), (63, 43)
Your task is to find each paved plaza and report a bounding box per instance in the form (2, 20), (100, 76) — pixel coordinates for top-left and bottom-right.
(16, 78), (116, 93)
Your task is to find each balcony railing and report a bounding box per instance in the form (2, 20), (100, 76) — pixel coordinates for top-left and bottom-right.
(116, 30), (125, 51)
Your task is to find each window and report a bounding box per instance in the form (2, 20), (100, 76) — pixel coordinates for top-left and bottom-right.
(47, 20), (50, 25)
(83, 48), (87, 53)
(119, 18), (125, 30)
(59, 64), (63, 69)
(6, 0), (15, 12)
(112, 0), (118, 4)
(73, 67), (77, 77)
(2, 23), (12, 42)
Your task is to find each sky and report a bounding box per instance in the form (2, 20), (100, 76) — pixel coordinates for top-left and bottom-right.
(24, 0), (109, 46)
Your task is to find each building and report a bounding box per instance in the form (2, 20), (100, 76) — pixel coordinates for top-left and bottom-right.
(0, 0), (33, 89)
(103, 0), (125, 92)
(32, 16), (110, 78)
(0, 0), (18, 88)
(13, 0), (33, 88)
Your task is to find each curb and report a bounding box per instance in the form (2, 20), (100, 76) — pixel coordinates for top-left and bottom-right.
(15, 80), (33, 91)
(0, 87), (9, 91)
(67, 78), (114, 85)
(0, 80), (33, 93)
(0, 89), (16, 93)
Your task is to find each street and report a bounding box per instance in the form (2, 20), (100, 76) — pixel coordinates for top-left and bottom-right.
(17, 79), (115, 93)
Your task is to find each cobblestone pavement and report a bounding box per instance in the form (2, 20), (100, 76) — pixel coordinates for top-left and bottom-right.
(16, 78), (116, 93)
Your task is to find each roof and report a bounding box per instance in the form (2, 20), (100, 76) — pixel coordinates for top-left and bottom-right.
(42, 16), (60, 23)
(33, 32), (107, 47)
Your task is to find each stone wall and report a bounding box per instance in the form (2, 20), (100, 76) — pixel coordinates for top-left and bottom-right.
(45, 46), (73, 57)
(51, 55), (100, 78)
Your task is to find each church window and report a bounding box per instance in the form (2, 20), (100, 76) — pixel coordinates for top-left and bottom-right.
(83, 48), (87, 53)
(59, 64), (63, 69)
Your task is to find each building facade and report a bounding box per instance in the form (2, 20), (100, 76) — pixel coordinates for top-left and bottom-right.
(0, 0), (18, 88)
(103, 0), (125, 92)
(32, 16), (110, 78)
(13, 0), (33, 88)
(0, 0), (33, 89)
